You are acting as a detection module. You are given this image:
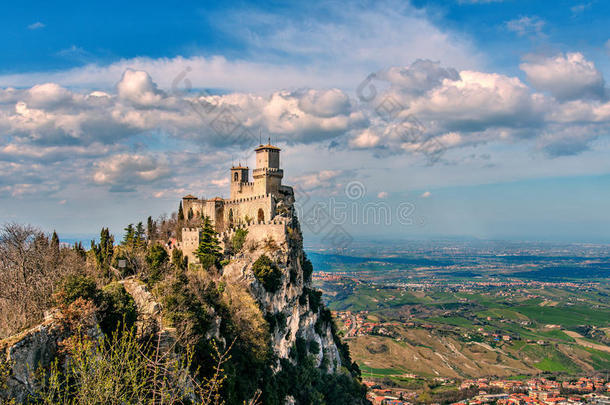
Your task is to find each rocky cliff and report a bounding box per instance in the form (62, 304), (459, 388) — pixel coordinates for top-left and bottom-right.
(222, 218), (343, 374)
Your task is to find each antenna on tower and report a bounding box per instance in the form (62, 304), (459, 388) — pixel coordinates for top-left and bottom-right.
(259, 128), (262, 145)
(268, 136), (271, 145)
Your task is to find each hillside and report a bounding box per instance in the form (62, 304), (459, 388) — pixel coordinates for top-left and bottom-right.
(0, 214), (367, 404)
(312, 249), (610, 385)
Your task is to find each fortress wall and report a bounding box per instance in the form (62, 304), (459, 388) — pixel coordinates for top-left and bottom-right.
(180, 228), (201, 263)
(223, 194), (274, 227)
(219, 221), (287, 251)
(177, 220), (288, 265)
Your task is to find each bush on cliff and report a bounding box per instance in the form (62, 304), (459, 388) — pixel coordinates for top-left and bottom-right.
(36, 326), (228, 404)
(54, 275), (136, 335)
(100, 282), (137, 335)
(232, 228), (248, 252)
(252, 254), (282, 292)
(301, 253), (314, 283)
(144, 244), (169, 286)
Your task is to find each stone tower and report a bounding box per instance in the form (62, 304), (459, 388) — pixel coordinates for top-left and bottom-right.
(230, 164), (251, 199)
(253, 143), (283, 195)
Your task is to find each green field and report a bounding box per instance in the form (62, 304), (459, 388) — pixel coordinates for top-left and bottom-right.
(316, 269), (610, 378)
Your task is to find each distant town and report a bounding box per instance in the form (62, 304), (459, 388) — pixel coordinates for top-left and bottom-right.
(364, 376), (610, 405)
(309, 240), (610, 405)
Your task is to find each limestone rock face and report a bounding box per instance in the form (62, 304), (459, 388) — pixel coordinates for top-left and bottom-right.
(222, 216), (342, 373)
(1, 320), (60, 402)
(1, 315), (102, 403)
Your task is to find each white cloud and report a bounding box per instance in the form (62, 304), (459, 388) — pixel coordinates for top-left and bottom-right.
(380, 60), (460, 95)
(421, 191), (431, 198)
(349, 129), (381, 149)
(411, 70), (543, 130)
(520, 53), (605, 101)
(1, 55), (610, 204)
(570, 3), (591, 14)
(0, 2), (483, 93)
(27, 83), (74, 108)
(377, 191), (388, 199)
(261, 90), (365, 142)
(117, 69), (164, 106)
(297, 89), (351, 118)
(292, 169), (343, 191)
(505, 16), (545, 38)
(92, 153), (171, 192)
(27, 22), (45, 30)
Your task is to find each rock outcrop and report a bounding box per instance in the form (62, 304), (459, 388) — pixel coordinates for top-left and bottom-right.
(222, 215), (343, 373)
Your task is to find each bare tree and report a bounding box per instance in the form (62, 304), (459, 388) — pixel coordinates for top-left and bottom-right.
(0, 223), (87, 338)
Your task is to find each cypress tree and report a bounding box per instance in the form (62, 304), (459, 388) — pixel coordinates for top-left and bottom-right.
(51, 230), (60, 253)
(92, 227), (114, 277)
(178, 201), (184, 221)
(147, 216), (156, 240)
(195, 217), (221, 269)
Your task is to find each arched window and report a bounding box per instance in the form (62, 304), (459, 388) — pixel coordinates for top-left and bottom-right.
(257, 208), (264, 223)
(233, 172), (238, 181)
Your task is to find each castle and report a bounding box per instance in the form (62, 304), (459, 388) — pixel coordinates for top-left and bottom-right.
(177, 142), (294, 263)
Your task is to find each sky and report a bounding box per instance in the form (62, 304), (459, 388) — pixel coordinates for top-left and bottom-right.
(1, 0), (610, 243)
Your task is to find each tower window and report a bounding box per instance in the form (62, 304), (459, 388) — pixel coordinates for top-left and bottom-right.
(234, 172), (238, 181)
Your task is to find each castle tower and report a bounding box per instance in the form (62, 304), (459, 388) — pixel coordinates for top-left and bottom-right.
(253, 143), (283, 195)
(230, 165), (250, 199)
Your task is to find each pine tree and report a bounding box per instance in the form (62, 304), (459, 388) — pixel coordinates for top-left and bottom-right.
(122, 224), (135, 247)
(135, 222), (145, 248)
(92, 227), (114, 277)
(195, 217), (221, 269)
(50, 230), (60, 253)
(178, 201), (184, 221)
(73, 241), (86, 260)
(146, 216), (156, 241)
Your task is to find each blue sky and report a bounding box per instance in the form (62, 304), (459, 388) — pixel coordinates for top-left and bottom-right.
(0, 0), (609, 243)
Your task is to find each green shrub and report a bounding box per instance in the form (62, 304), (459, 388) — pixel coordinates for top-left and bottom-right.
(308, 289), (323, 313)
(265, 311), (287, 333)
(145, 244), (169, 285)
(301, 254), (314, 283)
(171, 248), (188, 272)
(100, 283), (137, 334)
(309, 339), (320, 355)
(232, 229), (248, 252)
(198, 253), (218, 272)
(252, 255), (282, 293)
(299, 289), (308, 306)
(56, 275), (101, 307)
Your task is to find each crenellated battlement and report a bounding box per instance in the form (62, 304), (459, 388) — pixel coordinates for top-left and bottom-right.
(178, 142), (293, 264)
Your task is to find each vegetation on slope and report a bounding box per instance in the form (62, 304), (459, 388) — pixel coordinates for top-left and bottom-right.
(0, 215), (367, 404)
